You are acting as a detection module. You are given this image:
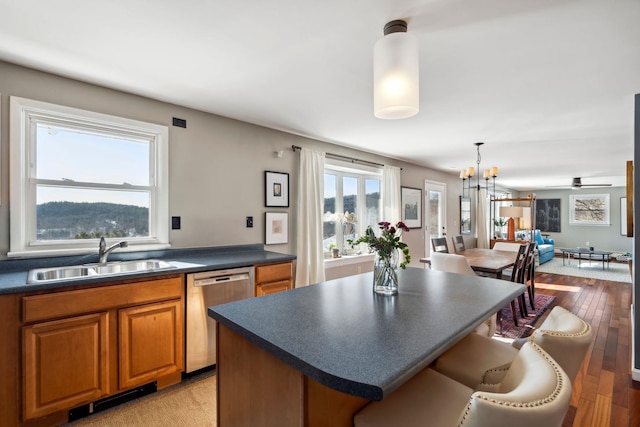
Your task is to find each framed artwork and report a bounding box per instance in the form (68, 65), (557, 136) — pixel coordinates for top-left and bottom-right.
(621, 197), (627, 236)
(535, 198), (561, 232)
(569, 194), (610, 226)
(401, 186), (422, 229)
(265, 212), (288, 244)
(460, 196), (471, 235)
(265, 171), (289, 207)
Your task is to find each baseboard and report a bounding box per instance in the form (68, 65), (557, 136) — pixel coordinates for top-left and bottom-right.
(632, 305), (640, 382)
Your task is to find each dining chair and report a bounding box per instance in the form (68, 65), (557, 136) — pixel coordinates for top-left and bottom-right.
(509, 242), (530, 322)
(451, 235), (466, 253)
(431, 237), (449, 253)
(430, 252), (496, 338)
(354, 342), (571, 427)
(434, 306), (592, 389)
(509, 242), (539, 318)
(523, 242), (537, 311)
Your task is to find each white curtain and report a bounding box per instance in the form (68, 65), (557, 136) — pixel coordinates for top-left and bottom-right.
(382, 165), (401, 223)
(295, 149), (326, 287)
(477, 188), (489, 248)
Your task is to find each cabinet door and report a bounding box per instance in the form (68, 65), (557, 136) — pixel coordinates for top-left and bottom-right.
(23, 312), (109, 420)
(118, 299), (184, 390)
(256, 279), (292, 297)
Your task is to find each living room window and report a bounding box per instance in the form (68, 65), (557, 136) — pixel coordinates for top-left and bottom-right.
(324, 160), (381, 255)
(9, 97), (169, 257)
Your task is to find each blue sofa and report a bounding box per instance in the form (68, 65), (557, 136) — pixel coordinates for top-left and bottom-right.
(534, 230), (555, 264)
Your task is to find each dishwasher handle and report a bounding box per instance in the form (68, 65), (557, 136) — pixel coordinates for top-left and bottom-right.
(193, 273), (250, 287)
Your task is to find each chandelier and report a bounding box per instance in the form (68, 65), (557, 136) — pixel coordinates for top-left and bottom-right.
(460, 142), (498, 198)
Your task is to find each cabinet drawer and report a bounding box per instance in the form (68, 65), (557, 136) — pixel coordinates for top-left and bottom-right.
(255, 262), (292, 284)
(23, 276), (184, 324)
(256, 279), (292, 297)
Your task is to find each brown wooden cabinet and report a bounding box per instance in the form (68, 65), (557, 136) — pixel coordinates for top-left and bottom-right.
(119, 299), (183, 389)
(255, 262), (293, 296)
(23, 312), (110, 420)
(19, 276), (184, 423)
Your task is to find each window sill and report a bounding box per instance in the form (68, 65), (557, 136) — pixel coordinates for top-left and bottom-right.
(324, 253), (374, 269)
(7, 243), (172, 259)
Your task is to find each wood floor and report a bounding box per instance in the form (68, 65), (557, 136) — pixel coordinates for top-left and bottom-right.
(532, 270), (639, 427)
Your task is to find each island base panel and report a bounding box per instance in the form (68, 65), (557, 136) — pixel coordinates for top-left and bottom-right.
(217, 324), (370, 426)
(305, 377), (369, 426)
(218, 324), (304, 426)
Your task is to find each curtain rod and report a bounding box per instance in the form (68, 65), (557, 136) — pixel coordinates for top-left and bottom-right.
(291, 145), (398, 169)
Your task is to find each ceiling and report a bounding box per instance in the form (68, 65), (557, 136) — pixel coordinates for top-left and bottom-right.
(1, 0), (638, 190)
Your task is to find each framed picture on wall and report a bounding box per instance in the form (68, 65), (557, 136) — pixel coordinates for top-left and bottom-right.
(569, 194), (610, 226)
(535, 198), (561, 232)
(264, 171), (289, 207)
(265, 212), (288, 244)
(401, 186), (422, 229)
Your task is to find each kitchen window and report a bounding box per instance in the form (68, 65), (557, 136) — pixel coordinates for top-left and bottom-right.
(9, 97), (169, 257)
(324, 160), (381, 255)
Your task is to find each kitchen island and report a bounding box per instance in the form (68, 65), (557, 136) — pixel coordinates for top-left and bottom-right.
(208, 267), (525, 427)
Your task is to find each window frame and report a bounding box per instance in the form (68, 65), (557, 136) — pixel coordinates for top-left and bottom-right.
(324, 160), (382, 255)
(9, 96), (170, 257)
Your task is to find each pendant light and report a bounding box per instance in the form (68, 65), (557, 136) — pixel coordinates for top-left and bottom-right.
(373, 20), (419, 119)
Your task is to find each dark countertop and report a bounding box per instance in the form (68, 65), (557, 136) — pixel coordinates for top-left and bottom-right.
(0, 244), (296, 295)
(208, 267), (525, 401)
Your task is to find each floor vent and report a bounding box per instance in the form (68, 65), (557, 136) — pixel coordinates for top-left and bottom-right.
(68, 382), (157, 422)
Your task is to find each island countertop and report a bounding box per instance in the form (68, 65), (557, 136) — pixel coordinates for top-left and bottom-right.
(208, 267), (525, 401)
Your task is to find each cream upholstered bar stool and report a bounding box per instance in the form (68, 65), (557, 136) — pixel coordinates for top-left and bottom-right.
(430, 252), (475, 275)
(434, 306), (592, 389)
(430, 252), (496, 338)
(354, 342), (572, 427)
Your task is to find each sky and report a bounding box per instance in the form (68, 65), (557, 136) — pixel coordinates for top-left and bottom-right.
(36, 124), (151, 207)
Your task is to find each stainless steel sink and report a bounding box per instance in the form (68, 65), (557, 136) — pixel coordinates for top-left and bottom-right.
(27, 259), (177, 284)
(28, 266), (97, 283)
(91, 260), (175, 275)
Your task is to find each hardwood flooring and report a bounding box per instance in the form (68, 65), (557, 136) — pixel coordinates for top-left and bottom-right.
(532, 270), (639, 427)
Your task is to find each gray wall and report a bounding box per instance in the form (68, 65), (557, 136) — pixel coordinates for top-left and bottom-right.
(520, 188), (632, 253)
(0, 60), (465, 266)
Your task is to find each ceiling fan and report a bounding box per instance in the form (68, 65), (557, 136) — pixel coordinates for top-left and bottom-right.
(547, 177), (612, 190)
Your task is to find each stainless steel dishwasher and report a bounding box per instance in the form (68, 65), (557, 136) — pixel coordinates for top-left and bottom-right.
(186, 267), (254, 373)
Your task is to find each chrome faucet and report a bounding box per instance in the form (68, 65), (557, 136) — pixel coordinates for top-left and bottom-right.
(98, 237), (128, 265)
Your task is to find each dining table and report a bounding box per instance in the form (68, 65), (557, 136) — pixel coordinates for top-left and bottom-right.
(420, 247), (519, 279)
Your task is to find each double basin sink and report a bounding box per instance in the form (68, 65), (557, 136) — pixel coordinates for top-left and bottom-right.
(27, 259), (177, 284)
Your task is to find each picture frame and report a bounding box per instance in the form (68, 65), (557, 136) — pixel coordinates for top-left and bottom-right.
(569, 194), (610, 226)
(401, 186), (422, 229)
(460, 196), (471, 235)
(621, 197), (627, 236)
(535, 198), (561, 232)
(265, 171), (289, 207)
(265, 212), (288, 244)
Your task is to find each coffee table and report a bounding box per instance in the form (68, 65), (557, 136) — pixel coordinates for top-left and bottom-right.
(561, 248), (612, 270)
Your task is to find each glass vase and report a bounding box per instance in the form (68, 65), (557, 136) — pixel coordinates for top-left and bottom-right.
(373, 249), (399, 295)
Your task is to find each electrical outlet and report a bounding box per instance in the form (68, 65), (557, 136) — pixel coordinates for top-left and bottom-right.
(246, 216), (253, 228)
(171, 216), (181, 230)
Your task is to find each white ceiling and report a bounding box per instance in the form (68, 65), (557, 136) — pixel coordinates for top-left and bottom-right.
(1, 0), (638, 190)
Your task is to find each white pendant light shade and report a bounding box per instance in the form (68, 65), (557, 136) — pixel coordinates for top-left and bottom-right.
(374, 20), (419, 119)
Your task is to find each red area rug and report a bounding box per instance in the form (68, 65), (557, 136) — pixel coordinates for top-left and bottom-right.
(498, 293), (556, 339)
